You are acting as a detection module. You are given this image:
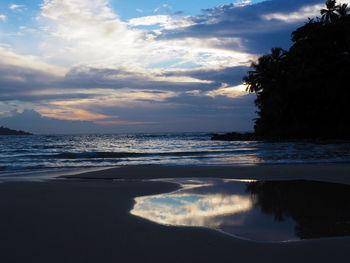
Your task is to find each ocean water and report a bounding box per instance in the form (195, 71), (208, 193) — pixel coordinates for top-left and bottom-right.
(1, 133), (350, 177)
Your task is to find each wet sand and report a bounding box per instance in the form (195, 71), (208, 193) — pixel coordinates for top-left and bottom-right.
(1, 164), (350, 262)
(65, 163), (350, 184)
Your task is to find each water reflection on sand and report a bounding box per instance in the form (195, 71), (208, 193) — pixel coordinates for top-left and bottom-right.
(131, 178), (350, 242)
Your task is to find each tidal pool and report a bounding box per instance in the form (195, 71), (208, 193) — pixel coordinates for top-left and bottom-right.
(131, 178), (350, 242)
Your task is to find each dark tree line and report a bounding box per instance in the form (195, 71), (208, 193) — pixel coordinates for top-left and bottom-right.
(244, 0), (350, 139)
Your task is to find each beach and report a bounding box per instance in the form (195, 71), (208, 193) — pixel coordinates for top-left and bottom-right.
(1, 164), (350, 263)
(1, 0), (350, 261)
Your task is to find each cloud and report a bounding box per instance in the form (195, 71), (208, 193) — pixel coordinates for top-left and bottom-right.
(38, 0), (143, 67)
(262, 3), (324, 23)
(162, 66), (250, 86)
(0, 47), (66, 76)
(162, 92), (255, 112)
(0, 14), (6, 22)
(0, 109), (155, 134)
(1, 0), (274, 132)
(103, 92), (256, 132)
(159, 0), (325, 53)
(206, 84), (247, 98)
(40, 108), (110, 121)
(9, 4), (26, 10)
(37, 0), (253, 69)
(94, 120), (155, 125)
(263, 0), (350, 23)
(0, 36), (255, 132)
(0, 47), (67, 97)
(0, 94), (255, 133)
(0, 47), (221, 100)
(0, 51), (256, 131)
(128, 15), (194, 30)
(64, 66), (219, 90)
(0, 109), (99, 134)
(233, 0), (252, 7)
(153, 4), (172, 14)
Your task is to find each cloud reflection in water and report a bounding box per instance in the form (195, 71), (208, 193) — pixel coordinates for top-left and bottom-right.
(132, 179), (350, 242)
(132, 192), (253, 228)
(131, 178), (298, 242)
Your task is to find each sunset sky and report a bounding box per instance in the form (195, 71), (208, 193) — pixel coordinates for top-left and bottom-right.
(0, 0), (340, 133)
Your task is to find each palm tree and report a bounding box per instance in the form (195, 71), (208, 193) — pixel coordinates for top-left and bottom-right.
(244, 48), (286, 94)
(243, 0), (350, 139)
(291, 18), (322, 42)
(336, 3), (350, 18)
(321, 0), (339, 23)
(244, 56), (269, 93)
(270, 48), (287, 63)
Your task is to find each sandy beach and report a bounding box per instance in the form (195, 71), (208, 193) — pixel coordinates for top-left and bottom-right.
(1, 164), (350, 262)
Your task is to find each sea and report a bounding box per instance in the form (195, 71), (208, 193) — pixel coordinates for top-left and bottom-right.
(1, 132), (350, 178)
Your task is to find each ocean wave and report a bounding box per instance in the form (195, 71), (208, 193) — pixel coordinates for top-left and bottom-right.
(32, 145), (72, 149)
(36, 150), (224, 159)
(18, 149), (256, 160)
(55, 152), (145, 159)
(1, 133), (350, 176)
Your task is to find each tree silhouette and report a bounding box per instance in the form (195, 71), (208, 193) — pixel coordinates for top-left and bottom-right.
(244, 0), (350, 139)
(321, 0), (339, 23)
(337, 3), (350, 18)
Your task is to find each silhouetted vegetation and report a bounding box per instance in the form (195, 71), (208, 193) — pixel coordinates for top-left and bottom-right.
(246, 180), (350, 239)
(244, 0), (350, 139)
(0, 126), (32, 135)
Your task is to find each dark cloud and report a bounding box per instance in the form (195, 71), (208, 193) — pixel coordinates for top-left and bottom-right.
(0, 98), (256, 133)
(0, 110), (101, 134)
(160, 0), (323, 53)
(0, 62), (255, 132)
(89, 92), (256, 132)
(65, 66), (221, 91)
(0, 92), (96, 102)
(162, 66), (250, 86)
(0, 64), (61, 94)
(0, 64), (226, 103)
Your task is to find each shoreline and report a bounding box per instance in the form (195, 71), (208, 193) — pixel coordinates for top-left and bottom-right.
(4, 161), (350, 183)
(1, 163), (350, 262)
(63, 163), (350, 185)
(0, 166), (114, 182)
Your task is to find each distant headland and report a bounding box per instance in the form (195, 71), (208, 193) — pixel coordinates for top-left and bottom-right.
(0, 126), (32, 135)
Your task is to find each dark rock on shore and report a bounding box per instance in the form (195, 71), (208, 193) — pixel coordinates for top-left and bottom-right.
(211, 132), (258, 141)
(0, 126), (32, 135)
(211, 132), (350, 143)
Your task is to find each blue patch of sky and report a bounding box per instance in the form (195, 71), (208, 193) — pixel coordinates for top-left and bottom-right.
(0, 0), (41, 27)
(173, 61), (199, 69)
(111, 0), (267, 20)
(130, 24), (164, 31)
(0, 0), (42, 55)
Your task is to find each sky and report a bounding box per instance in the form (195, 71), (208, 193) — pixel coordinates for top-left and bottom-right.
(0, 0), (341, 134)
